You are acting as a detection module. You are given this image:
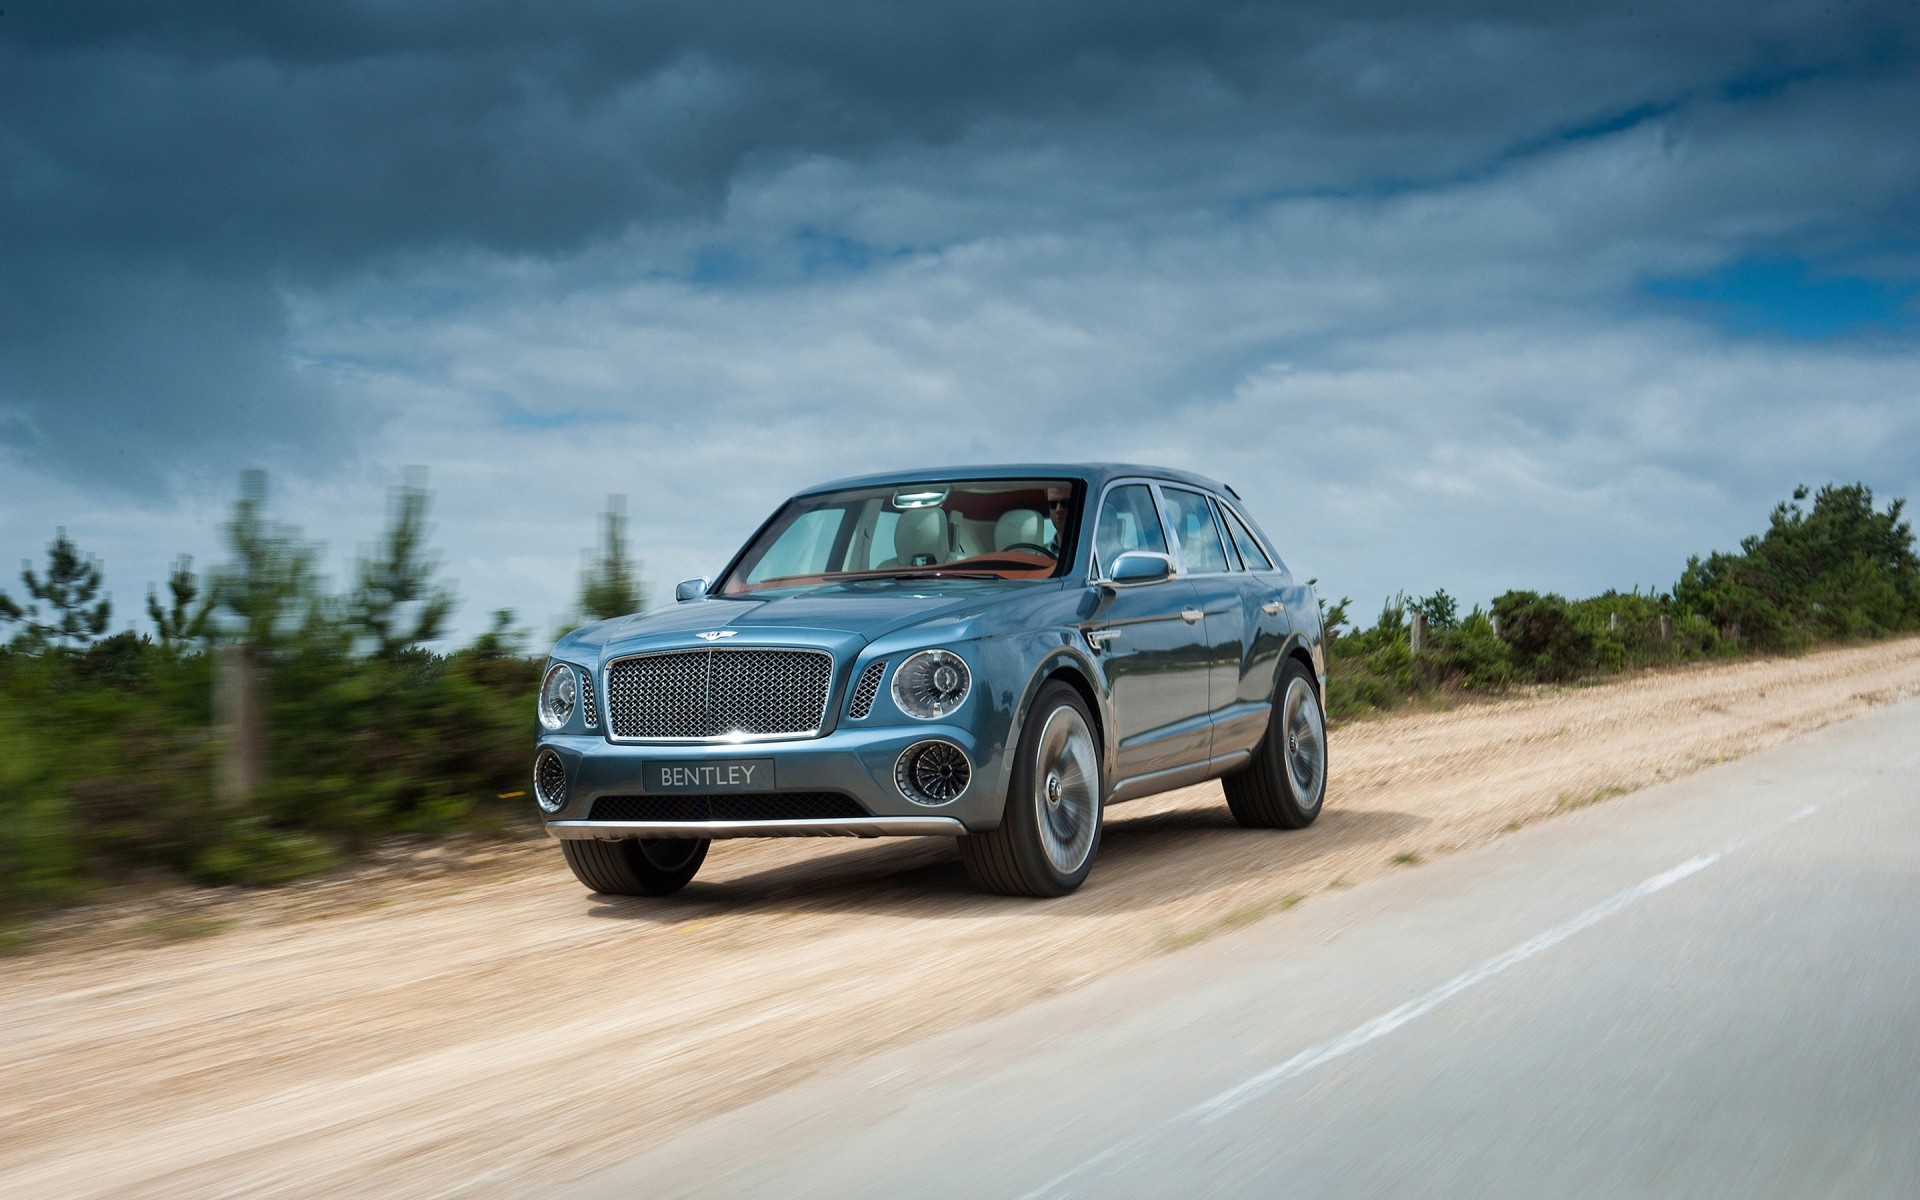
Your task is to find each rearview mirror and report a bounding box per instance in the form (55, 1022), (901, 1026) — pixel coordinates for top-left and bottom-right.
(1106, 552), (1174, 587)
(674, 577), (709, 602)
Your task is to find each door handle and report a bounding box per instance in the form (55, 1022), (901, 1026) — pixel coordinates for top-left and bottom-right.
(1181, 608), (1203, 624)
(1262, 600), (1284, 616)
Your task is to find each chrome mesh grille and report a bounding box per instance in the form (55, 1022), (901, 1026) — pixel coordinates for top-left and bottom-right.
(848, 660), (888, 719)
(605, 649), (834, 740)
(579, 671), (599, 728)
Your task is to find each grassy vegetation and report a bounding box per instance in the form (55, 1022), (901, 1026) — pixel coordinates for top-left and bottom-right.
(1, 479), (1916, 939)
(1321, 483), (1920, 723)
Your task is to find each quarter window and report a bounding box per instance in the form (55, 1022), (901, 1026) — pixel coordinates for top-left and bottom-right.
(1093, 484), (1168, 575)
(1162, 488), (1229, 574)
(1221, 505), (1274, 571)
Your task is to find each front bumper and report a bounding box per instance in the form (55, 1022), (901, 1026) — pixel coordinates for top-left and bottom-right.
(546, 815), (967, 840)
(536, 719), (1008, 838)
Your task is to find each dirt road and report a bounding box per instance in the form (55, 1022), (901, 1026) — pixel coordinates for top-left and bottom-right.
(5, 639), (1919, 1199)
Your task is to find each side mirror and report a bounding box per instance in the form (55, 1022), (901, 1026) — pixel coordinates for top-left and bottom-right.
(674, 577), (710, 602)
(1106, 552), (1174, 587)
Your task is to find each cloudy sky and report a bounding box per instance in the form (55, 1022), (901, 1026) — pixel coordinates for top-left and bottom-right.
(4, 0), (1918, 643)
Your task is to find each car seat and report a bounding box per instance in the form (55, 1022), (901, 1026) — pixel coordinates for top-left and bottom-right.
(994, 508), (1045, 552)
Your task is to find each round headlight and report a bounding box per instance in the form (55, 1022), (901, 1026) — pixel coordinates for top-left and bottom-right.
(891, 649), (971, 720)
(538, 663), (578, 731)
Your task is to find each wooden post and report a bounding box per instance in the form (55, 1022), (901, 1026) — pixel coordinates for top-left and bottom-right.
(1489, 612), (1500, 640)
(1409, 610), (1427, 656)
(215, 644), (264, 812)
(1609, 611), (1619, 633)
(1659, 615), (1672, 640)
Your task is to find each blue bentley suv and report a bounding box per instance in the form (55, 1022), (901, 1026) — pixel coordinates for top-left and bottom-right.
(533, 464), (1327, 897)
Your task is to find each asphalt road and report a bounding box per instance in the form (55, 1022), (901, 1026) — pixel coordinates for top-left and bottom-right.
(557, 697), (1920, 1200)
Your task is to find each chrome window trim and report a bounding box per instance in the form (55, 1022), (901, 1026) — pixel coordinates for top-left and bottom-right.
(1208, 495), (1245, 572)
(1085, 476), (1180, 585)
(600, 645), (837, 744)
(1216, 498), (1286, 574)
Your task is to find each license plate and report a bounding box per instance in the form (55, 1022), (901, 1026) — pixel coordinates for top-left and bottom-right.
(645, 759), (775, 792)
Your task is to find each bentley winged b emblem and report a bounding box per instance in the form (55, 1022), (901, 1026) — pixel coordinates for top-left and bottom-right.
(695, 630), (738, 642)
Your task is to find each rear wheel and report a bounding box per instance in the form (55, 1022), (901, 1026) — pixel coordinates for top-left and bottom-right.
(1223, 659), (1326, 829)
(960, 681), (1103, 896)
(560, 836), (709, 896)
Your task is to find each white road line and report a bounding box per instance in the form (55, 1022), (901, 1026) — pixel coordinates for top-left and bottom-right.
(1017, 768), (1899, 1200)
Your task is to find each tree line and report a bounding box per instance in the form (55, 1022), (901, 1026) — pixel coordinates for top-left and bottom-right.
(0, 471), (647, 939)
(1319, 483), (1920, 719)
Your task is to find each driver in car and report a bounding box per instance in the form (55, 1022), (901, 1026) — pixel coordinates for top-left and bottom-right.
(1044, 486), (1072, 556)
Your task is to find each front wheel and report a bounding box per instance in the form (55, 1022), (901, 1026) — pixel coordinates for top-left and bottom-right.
(1223, 660), (1326, 829)
(561, 836), (709, 896)
(959, 681), (1104, 896)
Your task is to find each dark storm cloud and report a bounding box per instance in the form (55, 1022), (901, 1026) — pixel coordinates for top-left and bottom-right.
(3, 0), (1918, 490)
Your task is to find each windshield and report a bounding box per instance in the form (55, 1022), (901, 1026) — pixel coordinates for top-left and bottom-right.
(719, 478), (1083, 595)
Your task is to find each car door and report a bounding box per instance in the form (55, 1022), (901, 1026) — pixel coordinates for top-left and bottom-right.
(1211, 497), (1294, 758)
(1079, 481), (1211, 785)
(1156, 485), (1248, 763)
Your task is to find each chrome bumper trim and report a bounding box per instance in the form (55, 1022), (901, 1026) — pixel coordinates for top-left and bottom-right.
(544, 816), (967, 841)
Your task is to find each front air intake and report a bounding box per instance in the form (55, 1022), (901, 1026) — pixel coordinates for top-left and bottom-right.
(848, 660), (888, 719)
(588, 792), (870, 822)
(534, 750), (569, 813)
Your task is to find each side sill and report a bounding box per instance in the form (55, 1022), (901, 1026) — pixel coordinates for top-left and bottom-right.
(545, 816), (968, 841)
(1106, 749), (1253, 805)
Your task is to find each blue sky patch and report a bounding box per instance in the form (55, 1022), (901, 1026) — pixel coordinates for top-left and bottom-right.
(1644, 257), (1917, 338)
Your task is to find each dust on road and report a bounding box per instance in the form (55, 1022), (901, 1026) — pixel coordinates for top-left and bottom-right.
(5, 638), (1919, 1198)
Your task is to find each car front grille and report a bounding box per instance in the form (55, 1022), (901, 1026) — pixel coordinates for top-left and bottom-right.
(604, 648), (834, 740)
(588, 792), (869, 822)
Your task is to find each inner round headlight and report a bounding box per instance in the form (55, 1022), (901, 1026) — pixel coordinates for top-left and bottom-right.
(538, 663), (578, 731)
(891, 649), (971, 720)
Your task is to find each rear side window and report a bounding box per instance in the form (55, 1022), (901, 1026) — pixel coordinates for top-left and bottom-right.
(1161, 487), (1230, 574)
(1221, 505), (1273, 571)
(1093, 484), (1168, 574)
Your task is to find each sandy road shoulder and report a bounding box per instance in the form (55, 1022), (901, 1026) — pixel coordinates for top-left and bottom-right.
(3, 637), (1917, 1199)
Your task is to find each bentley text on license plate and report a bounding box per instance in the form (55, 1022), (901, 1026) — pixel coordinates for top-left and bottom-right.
(645, 759), (775, 792)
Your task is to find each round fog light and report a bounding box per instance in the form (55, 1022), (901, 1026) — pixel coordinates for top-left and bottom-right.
(895, 740), (971, 806)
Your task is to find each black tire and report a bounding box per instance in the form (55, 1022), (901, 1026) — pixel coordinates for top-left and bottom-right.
(560, 837), (709, 896)
(959, 681), (1103, 897)
(1223, 659), (1327, 829)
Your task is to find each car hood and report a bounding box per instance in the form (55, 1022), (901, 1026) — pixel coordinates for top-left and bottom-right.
(560, 579), (1061, 660)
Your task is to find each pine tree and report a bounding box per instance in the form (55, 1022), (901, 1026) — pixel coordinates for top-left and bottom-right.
(5, 528), (113, 651)
(147, 554), (210, 647)
(577, 494), (644, 622)
(350, 471), (456, 657)
(206, 470), (326, 650)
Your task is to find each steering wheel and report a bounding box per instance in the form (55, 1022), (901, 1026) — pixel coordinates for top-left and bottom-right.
(1002, 543), (1056, 559)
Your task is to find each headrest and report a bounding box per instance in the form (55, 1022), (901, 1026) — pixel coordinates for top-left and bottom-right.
(994, 508), (1045, 551)
(894, 507), (948, 564)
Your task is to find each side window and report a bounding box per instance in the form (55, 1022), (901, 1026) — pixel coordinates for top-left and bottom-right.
(1221, 505), (1274, 571)
(1162, 487), (1229, 574)
(1093, 484), (1168, 575)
